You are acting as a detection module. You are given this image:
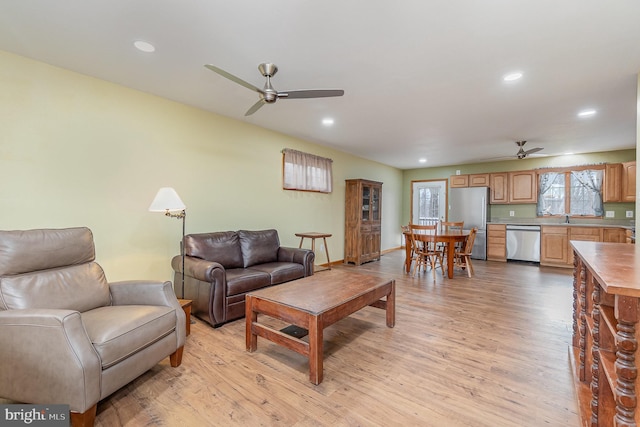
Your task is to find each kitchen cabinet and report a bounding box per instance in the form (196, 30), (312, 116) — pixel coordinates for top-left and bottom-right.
(487, 224), (506, 261)
(568, 227), (602, 265)
(622, 161), (636, 202)
(489, 173), (509, 204)
(469, 173), (490, 187)
(508, 170), (537, 203)
(541, 226), (628, 267)
(540, 226), (569, 267)
(449, 175), (469, 188)
(603, 163), (622, 202)
(603, 227), (626, 243)
(344, 179), (382, 265)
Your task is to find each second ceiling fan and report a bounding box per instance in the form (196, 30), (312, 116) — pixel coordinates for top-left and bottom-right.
(204, 63), (344, 116)
(514, 141), (544, 159)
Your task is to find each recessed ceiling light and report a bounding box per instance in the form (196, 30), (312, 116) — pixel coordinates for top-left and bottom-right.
(564, 152), (575, 155)
(503, 72), (523, 82)
(577, 109), (597, 118)
(418, 158), (427, 163)
(322, 118), (334, 126)
(134, 40), (155, 53)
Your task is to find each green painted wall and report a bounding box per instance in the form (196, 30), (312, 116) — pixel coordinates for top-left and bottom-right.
(0, 50), (403, 282)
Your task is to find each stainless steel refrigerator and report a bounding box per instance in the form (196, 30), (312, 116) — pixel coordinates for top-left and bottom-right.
(448, 187), (488, 260)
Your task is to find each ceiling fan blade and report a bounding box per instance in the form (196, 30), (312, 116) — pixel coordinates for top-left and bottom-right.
(204, 64), (262, 93)
(277, 89), (344, 99)
(524, 147), (543, 155)
(244, 99), (266, 116)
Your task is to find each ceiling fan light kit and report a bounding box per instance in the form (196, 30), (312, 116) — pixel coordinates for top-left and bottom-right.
(204, 63), (344, 116)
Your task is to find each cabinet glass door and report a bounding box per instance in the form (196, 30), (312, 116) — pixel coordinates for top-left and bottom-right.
(362, 186), (370, 221)
(371, 187), (380, 221)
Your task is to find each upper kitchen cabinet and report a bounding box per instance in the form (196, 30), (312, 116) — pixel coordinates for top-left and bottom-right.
(489, 173), (508, 204)
(450, 175), (469, 188)
(604, 163), (622, 202)
(469, 173), (490, 187)
(508, 170), (537, 203)
(622, 161), (636, 202)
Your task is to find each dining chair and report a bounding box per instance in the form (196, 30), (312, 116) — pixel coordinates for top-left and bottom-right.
(410, 223), (444, 280)
(402, 224), (418, 273)
(455, 227), (478, 277)
(439, 221), (465, 255)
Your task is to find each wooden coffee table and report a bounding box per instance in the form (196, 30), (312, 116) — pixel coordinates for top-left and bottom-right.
(245, 270), (395, 385)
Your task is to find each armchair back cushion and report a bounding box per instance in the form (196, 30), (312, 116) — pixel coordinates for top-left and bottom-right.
(238, 229), (279, 267)
(0, 228), (111, 312)
(184, 231), (243, 269)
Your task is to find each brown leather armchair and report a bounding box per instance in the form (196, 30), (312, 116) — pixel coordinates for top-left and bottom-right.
(0, 227), (186, 427)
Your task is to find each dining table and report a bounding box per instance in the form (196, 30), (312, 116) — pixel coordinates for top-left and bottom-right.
(403, 229), (470, 279)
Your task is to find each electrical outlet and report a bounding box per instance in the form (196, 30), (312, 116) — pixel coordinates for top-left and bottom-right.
(509, 211), (515, 217)
(605, 211), (615, 218)
(320, 243), (325, 251)
(627, 211), (634, 218)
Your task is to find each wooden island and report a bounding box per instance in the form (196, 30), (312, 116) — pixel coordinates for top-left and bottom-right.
(571, 241), (640, 426)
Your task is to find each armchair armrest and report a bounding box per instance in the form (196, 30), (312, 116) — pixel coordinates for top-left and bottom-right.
(109, 280), (178, 307)
(278, 247), (315, 276)
(0, 309), (101, 413)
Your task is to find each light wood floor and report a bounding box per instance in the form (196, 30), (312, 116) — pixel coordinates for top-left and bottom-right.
(94, 250), (579, 426)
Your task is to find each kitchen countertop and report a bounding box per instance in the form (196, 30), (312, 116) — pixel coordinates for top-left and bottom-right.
(488, 219), (634, 229)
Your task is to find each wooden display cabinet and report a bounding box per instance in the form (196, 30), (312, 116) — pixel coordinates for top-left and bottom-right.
(344, 179), (382, 265)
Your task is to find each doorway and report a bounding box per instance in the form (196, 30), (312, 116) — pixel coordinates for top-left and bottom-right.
(411, 180), (448, 225)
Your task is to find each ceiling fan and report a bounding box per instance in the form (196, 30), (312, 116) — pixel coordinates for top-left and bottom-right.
(514, 141), (544, 159)
(204, 63), (344, 116)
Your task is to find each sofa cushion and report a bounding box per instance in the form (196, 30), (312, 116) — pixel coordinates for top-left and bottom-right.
(0, 262), (111, 312)
(184, 232), (244, 269)
(225, 268), (271, 296)
(238, 229), (279, 268)
(249, 262), (306, 285)
(81, 305), (176, 370)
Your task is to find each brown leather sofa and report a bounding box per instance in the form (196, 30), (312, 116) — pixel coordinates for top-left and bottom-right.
(171, 229), (314, 327)
(0, 227), (186, 427)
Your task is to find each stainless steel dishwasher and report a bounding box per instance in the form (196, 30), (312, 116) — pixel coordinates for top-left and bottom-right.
(506, 225), (541, 262)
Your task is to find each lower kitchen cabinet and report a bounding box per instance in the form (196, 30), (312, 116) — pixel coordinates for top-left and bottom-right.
(540, 226), (569, 267)
(487, 224), (506, 261)
(541, 226), (629, 267)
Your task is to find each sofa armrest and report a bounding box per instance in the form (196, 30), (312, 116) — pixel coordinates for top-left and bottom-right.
(278, 247), (315, 276)
(172, 255), (225, 282)
(172, 255), (227, 326)
(0, 309), (101, 413)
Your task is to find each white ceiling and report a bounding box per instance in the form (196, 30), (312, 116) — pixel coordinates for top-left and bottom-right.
(1, 1), (639, 170)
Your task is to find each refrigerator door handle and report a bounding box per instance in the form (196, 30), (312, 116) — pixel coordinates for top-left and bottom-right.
(480, 196), (486, 227)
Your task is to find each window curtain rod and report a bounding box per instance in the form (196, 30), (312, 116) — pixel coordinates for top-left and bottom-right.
(282, 148), (333, 163)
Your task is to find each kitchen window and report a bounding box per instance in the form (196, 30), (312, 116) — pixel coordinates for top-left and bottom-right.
(537, 169), (604, 217)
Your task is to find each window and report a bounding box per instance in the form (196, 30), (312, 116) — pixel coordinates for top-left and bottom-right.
(537, 169), (603, 217)
(282, 148), (333, 193)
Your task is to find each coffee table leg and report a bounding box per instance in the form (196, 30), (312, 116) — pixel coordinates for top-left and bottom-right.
(308, 315), (323, 385)
(246, 295), (257, 352)
(386, 280), (396, 328)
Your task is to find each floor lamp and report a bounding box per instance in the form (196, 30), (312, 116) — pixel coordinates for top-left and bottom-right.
(149, 187), (186, 298)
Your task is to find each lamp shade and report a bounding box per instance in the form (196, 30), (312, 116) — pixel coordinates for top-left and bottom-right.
(149, 187), (186, 212)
